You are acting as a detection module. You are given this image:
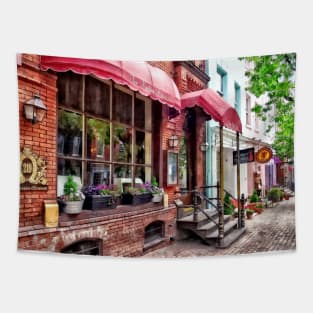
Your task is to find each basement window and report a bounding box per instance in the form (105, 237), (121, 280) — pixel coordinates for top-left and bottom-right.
(144, 221), (165, 251)
(61, 239), (102, 255)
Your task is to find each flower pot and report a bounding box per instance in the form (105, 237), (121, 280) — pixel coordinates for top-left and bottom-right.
(64, 200), (84, 214)
(82, 194), (117, 210)
(152, 194), (163, 203)
(121, 192), (153, 205)
(246, 213), (253, 220)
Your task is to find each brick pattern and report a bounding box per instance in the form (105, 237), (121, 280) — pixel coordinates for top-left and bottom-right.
(18, 54), (57, 227)
(18, 206), (176, 257)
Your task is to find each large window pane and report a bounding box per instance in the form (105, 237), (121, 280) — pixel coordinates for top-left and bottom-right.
(87, 118), (110, 160)
(86, 162), (110, 186)
(135, 98), (151, 130)
(58, 110), (82, 157)
(57, 71), (82, 110)
(113, 125), (132, 163)
(135, 166), (151, 185)
(113, 165), (132, 192)
(135, 131), (145, 164)
(113, 89), (132, 125)
(85, 76), (110, 119)
(58, 159), (82, 178)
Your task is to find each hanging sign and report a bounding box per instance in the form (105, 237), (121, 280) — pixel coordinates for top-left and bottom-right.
(20, 147), (48, 190)
(255, 146), (273, 163)
(233, 148), (255, 165)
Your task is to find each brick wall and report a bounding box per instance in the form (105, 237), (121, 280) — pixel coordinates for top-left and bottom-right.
(18, 205), (176, 257)
(18, 54), (57, 227)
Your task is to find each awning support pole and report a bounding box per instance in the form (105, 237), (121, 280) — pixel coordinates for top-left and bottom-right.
(236, 132), (242, 228)
(218, 124), (224, 245)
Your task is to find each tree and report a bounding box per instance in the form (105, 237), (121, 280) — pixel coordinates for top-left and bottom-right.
(241, 53), (296, 159)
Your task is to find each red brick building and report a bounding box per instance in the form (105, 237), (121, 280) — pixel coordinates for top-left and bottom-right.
(17, 54), (210, 256)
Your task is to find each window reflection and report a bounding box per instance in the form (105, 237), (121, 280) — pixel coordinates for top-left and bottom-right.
(113, 125), (132, 163)
(113, 89), (132, 124)
(87, 162), (110, 186)
(87, 118), (110, 160)
(58, 159), (82, 178)
(57, 71), (82, 110)
(135, 166), (151, 184)
(85, 76), (110, 119)
(58, 110), (82, 157)
(135, 131), (145, 164)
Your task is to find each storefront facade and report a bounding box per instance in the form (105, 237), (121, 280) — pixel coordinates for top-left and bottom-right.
(17, 54), (210, 256)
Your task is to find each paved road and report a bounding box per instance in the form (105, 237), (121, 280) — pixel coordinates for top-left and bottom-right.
(143, 197), (296, 258)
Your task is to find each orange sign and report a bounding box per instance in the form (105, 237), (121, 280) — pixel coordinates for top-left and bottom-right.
(255, 147), (273, 163)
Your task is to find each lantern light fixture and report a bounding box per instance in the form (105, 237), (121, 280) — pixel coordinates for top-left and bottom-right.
(24, 94), (47, 124)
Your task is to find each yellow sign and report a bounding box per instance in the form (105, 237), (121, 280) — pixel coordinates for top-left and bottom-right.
(255, 147), (273, 163)
(44, 200), (59, 228)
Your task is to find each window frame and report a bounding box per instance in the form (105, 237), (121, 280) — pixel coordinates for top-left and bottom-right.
(57, 73), (153, 188)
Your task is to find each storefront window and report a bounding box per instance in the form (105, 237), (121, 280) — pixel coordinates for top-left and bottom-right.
(58, 71), (82, 110)
(179, 137), (187, 189)
(87, 118), (110, 160)
(57, 73), (153, 192)
(58, 159), (82, 178)
(86, 162), (110, 186)
(58, 110), (82, 157)
(113, 125), (132, 163)
(113, 89), (132, 124)
(85, 76), (110, 119)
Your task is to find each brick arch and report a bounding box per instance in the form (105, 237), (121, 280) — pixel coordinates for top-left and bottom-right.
(144, 220), (165, 244)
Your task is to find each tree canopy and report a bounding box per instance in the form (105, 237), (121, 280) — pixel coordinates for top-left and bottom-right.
(242, 53), (296, 160)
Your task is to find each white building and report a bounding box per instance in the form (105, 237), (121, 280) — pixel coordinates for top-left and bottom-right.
(205, 57), (276, 200)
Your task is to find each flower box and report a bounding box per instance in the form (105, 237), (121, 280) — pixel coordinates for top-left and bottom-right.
(121, 192), (153, 205)
(82, 194), (117, 210)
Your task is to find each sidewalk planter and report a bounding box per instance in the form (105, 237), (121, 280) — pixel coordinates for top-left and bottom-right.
(64, 200), (84, 214)
(121, 192), (153, 205)
(246, 209), (254, 220)
(152, 194), (163, 203)
(83, 194), (117, 210)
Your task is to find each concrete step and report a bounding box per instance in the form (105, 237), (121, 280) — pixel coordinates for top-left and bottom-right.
(215, 227), (246, 249)
(197, 214), (232, 231)
(205, 219), (238, 239)
(177, 210), (218, 223)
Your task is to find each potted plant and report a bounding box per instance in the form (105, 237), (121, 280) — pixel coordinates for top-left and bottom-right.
(121, 183), (153, 205)
(223, 193), (235, 216)
(63, 175), (85, 214)
(246, 209), (254, 220)
(82, 184), (121, 210)
(268, 187), (282, 203)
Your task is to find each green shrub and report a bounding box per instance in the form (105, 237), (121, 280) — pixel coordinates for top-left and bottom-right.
(268, 188), (282, 202)
(64, 175), (78, 196)
(224, 193), (235, 215)
(249, 190), (260, 203)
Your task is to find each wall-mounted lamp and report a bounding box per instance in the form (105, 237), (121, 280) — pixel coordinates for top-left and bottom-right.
(24, 94), (47, 124)
(200, 142), (209, 152)
(168, 134), (179, 148)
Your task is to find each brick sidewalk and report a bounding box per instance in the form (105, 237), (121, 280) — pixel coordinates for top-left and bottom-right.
(143, 197), (296, 258)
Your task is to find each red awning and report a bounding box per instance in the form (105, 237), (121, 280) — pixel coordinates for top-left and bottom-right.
(181, 88), (242, 133)
(40, 55), (181, 113)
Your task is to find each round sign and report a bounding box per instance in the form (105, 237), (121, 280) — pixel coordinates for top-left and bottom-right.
(255, 147), (273, 163)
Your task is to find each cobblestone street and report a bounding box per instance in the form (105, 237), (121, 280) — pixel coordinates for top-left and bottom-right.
(143, 197), (296, 258)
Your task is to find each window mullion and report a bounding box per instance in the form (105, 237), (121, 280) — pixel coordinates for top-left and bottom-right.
(109, 83), (113, 185)
(131, 91), (135, 185)
(82, 76), (86, 186)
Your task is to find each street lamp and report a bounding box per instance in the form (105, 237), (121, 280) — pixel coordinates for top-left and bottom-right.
(24, 94), (47, 124)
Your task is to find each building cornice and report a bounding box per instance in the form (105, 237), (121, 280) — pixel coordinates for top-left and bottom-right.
(174, 61), (210, 84)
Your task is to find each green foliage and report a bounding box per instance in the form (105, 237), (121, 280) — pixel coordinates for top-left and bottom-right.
(246, 209), (254, 214)
(241, 53), (296, 159)
(249, 190), (260, 203)
(224, 193), (235, 215)
(151, 176), (158, 187)
(58, 110), (82, 135)
(268, 187), (283, 202)
(64, 175), (78, 195)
